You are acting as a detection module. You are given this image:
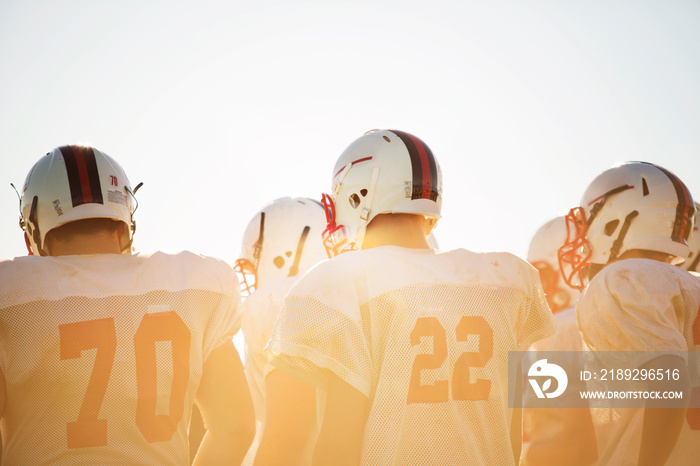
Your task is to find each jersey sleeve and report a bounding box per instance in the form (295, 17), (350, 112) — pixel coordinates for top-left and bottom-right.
(265, 262), (372, 396)
(515, 257), (556, 350)
(200, 259), (243, 362)
(577, 260), (687, 367)
(242, 279), (294, 381)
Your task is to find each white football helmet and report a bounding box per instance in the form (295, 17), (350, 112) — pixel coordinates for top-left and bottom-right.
(19, 145), (138, 256)
(322, 129), (442, 256)
(235, 197), (327, 296)
(527, 216), (581, 313)
(681, 202), (700, 272)
(558, 161), (695, 290)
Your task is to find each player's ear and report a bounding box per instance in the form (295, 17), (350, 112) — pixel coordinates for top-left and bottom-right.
(24, 233), (34, 256)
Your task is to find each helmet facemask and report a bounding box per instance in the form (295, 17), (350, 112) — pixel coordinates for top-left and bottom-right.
(321, 192), (351, 258)
(235, 211), (265, 297)
(234, 258), (259, 297)
(321, 163), (380, 257)
(532, 260), (572, 312)
(558, 207), (592, 291)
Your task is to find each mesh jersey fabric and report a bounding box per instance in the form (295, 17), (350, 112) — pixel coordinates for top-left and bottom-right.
(576, 259), (700, 466)
(266, 246), (554, 465)
(529, 306), (582, 353)
(240, 276), (317, 466)
(521, 306), (594, 466)
(0, 251), (241, 465)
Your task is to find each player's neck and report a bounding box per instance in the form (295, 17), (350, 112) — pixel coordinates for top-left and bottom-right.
(615, 249), (675, 263)
(361, 214), (431, 250)
(47, 231), (123, 256)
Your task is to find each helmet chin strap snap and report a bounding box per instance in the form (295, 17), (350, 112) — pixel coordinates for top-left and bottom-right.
(354, 166), (380, 249)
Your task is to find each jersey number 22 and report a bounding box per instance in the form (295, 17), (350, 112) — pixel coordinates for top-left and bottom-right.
(407, 316), (493, 404)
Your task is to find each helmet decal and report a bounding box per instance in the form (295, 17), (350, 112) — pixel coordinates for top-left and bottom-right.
(392, 130), (439, 202)
(60, 145), (104, 206)
(649, 163), (694, 244)
(333, 156), (373, 180)
(585, 184), (633, 227)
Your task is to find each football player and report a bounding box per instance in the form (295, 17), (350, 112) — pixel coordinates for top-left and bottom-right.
(558, 161), (700, 465)
(0, 146), (254, 464)
(265, 129), (555, 465)
(235, 197), (328, 466)
(522, 215), (596, 466)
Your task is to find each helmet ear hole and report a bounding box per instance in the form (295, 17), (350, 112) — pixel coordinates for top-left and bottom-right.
(360, 189), (368, 197)
(642, 178), (649, 196)
(273, 256), (285, 269)
(604, 220), (620, 236)
(349, 193), (361, 209)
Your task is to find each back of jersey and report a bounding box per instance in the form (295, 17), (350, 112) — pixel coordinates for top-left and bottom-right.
(0, 251), (240, 465)
(577, 259), (700, 465)
(240, 276), (317, 466)
(268, 247), (553, 465)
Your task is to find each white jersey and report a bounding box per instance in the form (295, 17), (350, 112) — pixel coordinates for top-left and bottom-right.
(529, 306), (582, 353)
(0, 251), (241, 465)
(522, 307), (594, 465)
(576, 259), (700, 466)
(240, 276), (316, 466)
(266, 246), (554, 465)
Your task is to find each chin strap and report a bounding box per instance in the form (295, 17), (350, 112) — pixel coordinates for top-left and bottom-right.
(254, 211), (266, 267)
(354, 166), (380, 249)
(122, 182), (143, 253)
(288, 226), (310, 277)
(27, 196), (48, 256)
(607, 210), (639, 263)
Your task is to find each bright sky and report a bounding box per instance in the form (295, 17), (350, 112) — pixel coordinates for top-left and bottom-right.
(2, 0), (699, 267)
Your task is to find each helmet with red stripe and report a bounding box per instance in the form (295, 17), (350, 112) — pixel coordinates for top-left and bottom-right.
(558, 161), (696, 290)
(19, 145), (138, 256)
(235, 197), (327, 297)
(322, 129), (442, 256)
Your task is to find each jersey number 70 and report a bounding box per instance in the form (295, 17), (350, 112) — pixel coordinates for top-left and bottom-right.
(59, 311), (191, 448)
